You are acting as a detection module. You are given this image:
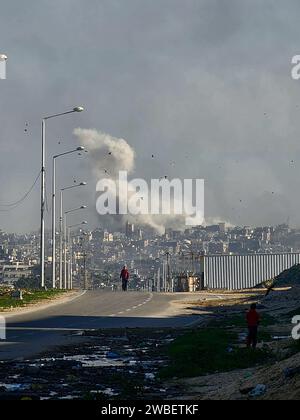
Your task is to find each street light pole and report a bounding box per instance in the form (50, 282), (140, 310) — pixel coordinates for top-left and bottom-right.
(40, 119), (46, 288)
(67, 222), (87, 289)
(52, 147), (85, 289)
(40, 106), (84, 289)
(59, 183), (87, 289)
(64, 212), (67, 289)
(64, 206), (87, 289)
(59, 190), (63, 289)
(52, 153), (56, 288)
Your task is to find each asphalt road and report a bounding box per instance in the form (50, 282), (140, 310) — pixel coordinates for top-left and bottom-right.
(0, 290), (201, 360)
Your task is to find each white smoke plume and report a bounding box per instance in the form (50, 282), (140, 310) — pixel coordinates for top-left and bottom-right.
(74, 128), (135, 179)
(74, 128), (205, 234)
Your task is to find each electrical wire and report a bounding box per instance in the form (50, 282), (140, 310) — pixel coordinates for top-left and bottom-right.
(0, 170), (41, 212)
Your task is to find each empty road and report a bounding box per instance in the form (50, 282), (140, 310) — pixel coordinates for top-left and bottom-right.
(0, 290), (202, 360)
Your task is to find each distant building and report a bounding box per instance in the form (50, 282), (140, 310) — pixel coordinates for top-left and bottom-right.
(228, 241), (244, 254)
(244, 238), (261, 252)
(219, 223), (226, 233)
(206, 225), (220, 233)
(91, 229), (104, 242)
(208, 242), (226, 254)
(103, 231), (114, 242)
(0, 262), (34, 285)
(125, 222), (135, 238)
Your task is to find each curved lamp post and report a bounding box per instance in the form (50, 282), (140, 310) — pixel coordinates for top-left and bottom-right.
(59, 182), (87, 288)
(67, 221), (88, 289)
(40, 106), (84, 288)
(64, 205), (87, 289)
(51, 147), (85, 288)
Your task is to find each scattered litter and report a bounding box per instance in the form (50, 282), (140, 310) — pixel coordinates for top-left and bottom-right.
(106, 352), (120, 359)
(101, 388), (119, 397)
(272, 336), (291, 341)
(238, 333), (248, 343)
(145, 373), (155, 380)
(0, 383), (30, 392)
(72, 331), (85, 337)
(90, 388), (119, 397)
(249, 384), (267, 398)
(49, 392), (58, 397)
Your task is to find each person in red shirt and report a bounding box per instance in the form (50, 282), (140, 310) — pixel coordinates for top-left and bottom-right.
(120, 266), (130, 292)
(246, 303), (261, 349)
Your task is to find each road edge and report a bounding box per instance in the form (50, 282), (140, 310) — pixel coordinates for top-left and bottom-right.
(0, 290), (87, 319)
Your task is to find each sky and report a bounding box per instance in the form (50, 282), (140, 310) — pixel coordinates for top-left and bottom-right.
(1, 0), (300, 233)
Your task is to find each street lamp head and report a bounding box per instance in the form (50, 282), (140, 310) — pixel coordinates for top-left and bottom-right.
(81, 206), (87, 209)
(80, 182), (87, 186)
(0, 54), (7, 61)
(82, 221), (88, 225)
(77, 146), (85, 151)
(73, 106), (84, 113)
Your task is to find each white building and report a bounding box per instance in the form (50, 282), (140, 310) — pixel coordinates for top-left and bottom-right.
(0, 262), (33, 285)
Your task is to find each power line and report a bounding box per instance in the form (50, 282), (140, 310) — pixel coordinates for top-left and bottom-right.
(0, 170), (41, 212)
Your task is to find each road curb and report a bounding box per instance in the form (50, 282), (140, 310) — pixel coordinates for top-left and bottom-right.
(0, 290), (87, 319)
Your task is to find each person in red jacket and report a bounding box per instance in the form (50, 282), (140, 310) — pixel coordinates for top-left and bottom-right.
(246, 303), (261, 349)
(120, 266), (130, 292)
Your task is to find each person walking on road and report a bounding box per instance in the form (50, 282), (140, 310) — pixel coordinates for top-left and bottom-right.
(246, 303), (261, 349)
(120, 266), (130, 292)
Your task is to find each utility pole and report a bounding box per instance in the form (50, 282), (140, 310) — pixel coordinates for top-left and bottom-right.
(82, 251), (87, 290)
(157, 266), (161, 292)
(166, 252), (171, 292)
(190, 251), (194, 274)
(78, 230), (88, 290)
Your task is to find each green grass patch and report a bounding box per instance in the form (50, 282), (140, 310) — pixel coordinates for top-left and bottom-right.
(216, 313), (276, 328)
(0, 289), (67, 310)
(159, 328), (272, 379)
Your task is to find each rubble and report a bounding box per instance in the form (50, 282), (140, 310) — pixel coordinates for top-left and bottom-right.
(249, 384), (267, 398)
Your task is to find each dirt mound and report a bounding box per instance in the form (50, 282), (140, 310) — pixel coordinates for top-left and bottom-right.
(274, 264), (300, 287)
(172, 347), (300, 400)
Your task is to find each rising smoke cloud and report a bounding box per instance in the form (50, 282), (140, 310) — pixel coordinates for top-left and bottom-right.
(73, 128), (135, 178)
(73, 128), (197, 234)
